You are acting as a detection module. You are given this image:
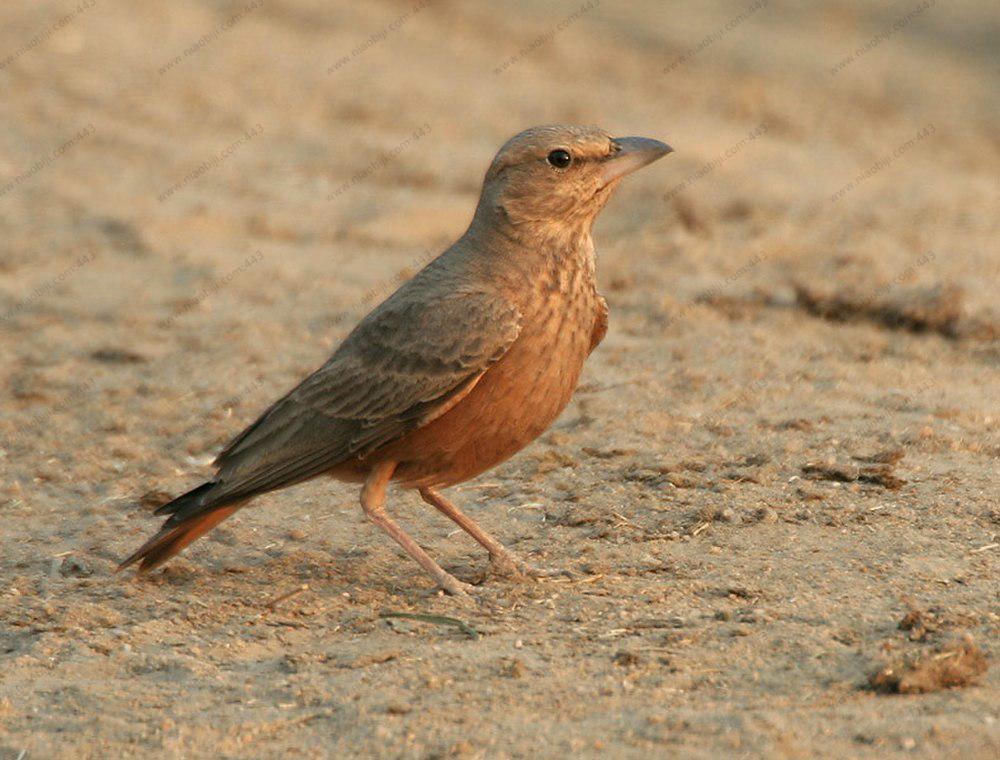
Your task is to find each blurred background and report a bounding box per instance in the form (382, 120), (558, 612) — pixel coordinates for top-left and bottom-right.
(1, 1), (998, 757)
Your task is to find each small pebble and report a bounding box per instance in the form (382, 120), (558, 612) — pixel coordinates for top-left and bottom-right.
(755, 507), (778, 523)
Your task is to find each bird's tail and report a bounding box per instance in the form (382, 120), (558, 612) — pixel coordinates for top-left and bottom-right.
(118, 482), (244, 573)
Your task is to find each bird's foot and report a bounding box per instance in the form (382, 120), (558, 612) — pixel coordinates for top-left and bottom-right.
(519, 563), (574, 579)
(436, 572), (479, 597)
(488, 551), (571, 581)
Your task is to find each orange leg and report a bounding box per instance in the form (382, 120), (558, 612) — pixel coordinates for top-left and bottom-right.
(361, 462), (474, 596)
(419, 487), (567, 579)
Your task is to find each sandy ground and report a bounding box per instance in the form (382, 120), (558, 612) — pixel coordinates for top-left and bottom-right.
(1, 0), (998, 757)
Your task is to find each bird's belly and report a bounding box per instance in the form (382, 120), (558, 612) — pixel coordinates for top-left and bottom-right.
(382, 306), (594, 488)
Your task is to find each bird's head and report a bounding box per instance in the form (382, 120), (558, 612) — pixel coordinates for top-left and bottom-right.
(476, 125), (672, 229)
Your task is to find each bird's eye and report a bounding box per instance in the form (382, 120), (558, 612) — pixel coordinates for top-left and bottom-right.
(546, 149), (572, 169)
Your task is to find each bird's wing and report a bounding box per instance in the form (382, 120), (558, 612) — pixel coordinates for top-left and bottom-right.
(207, 288), (522, 499)
(589, 294), (608, 354)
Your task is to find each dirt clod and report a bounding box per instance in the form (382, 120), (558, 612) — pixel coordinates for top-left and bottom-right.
(794, 282), (972, 339)
(90, 348), (148, 364)
(613, 650), (644, 667)
(869, 639), (989, 694)
(802, 458), (905, 490)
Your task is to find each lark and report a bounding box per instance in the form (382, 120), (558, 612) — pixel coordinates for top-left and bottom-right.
(120, 125), (672, 595)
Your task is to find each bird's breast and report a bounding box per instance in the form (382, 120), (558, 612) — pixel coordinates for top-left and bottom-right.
(385, 282), (599, 488)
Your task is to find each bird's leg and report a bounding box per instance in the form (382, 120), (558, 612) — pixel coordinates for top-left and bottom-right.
(361, 462), (474, 597)
(419, 487), (566, 579)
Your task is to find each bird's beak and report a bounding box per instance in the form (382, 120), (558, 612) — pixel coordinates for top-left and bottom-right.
(600, 136), (673, 186)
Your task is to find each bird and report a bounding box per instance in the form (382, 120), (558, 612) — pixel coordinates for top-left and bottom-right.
(119, 125), (672, 595)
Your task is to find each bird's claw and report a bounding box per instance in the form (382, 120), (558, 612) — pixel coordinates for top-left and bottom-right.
(438, 576), (479, 597)
(488, 552), (570, 581)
